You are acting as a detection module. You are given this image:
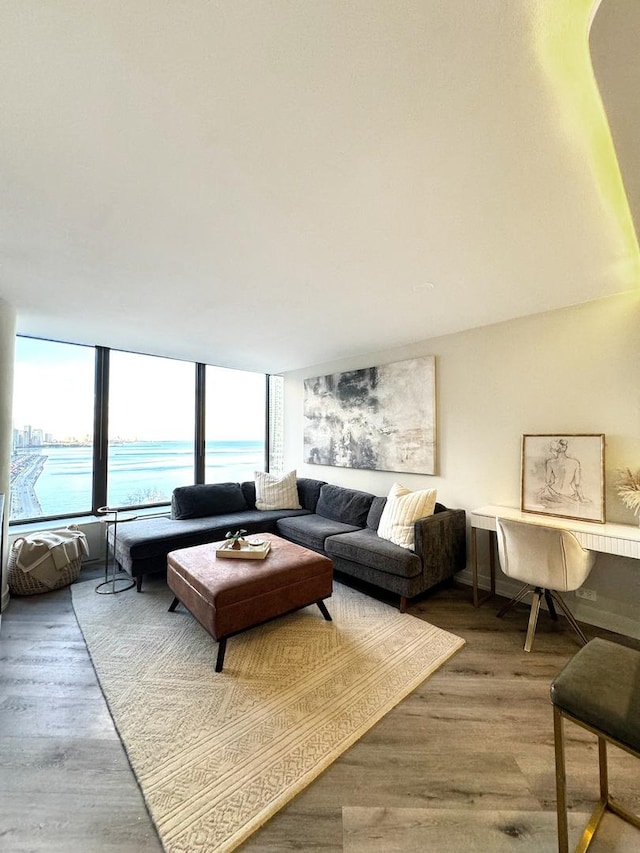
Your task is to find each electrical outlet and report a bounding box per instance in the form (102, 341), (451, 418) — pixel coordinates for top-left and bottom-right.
(576, 588), (597, 602)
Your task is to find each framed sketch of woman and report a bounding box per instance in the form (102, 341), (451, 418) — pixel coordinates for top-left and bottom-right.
(520, 434), (605, 523)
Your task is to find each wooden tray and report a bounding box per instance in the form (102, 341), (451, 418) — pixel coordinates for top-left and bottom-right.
(216, 540), (271, 560)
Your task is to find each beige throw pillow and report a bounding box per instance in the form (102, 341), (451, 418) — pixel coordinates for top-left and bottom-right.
(377, 482), (437, 549)
(255, 470), (301, 511)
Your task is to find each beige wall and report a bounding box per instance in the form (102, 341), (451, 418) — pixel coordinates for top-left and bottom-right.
(282, 292), (640, 638)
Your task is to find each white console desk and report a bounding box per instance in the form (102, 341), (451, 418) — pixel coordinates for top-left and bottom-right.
(470, 505), (640, 607)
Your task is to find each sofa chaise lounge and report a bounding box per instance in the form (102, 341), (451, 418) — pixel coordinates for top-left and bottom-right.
(109, 478), (466, 611)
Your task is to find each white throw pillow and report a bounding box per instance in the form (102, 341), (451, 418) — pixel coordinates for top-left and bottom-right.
(255, 470), (301, 511)
(377, 483), (437, 550)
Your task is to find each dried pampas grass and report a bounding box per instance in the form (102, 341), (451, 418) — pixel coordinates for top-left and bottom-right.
(617, 468), (640, 519)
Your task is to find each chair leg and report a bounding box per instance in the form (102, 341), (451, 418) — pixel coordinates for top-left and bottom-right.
(550, 592), (589, 646)
(554, 710), (640, 852)
(588, 736), (640, 842)
(524, 588), (542, 652)
(571, 737), (610, 852)
(544, 589), (558, 620)
(496, 583), (532, 618)
(598, 736), (609, 801)
(553, 706), (570, 853)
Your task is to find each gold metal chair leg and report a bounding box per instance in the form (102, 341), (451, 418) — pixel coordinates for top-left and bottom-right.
(607, 799), (640, 830)
(599, 737), (608, 800)
(524, 588), (542, 652)
(555, 715), (640, 853)
(554, 706), (569, 853)
(573, 736), (610, 852)
(576, 798), (607, 853)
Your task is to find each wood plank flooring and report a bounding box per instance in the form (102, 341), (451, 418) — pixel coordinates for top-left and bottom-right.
(1, 570), (639, 852)
(0, 571), (163, 853)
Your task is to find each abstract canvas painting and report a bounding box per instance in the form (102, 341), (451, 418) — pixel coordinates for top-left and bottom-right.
(303, 355), (436, 474)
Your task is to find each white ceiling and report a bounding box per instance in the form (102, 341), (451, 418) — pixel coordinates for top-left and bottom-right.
(1, 1), (638, 374)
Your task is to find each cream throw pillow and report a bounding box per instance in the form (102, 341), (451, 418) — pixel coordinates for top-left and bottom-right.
(255, 470), (301, 511)
(377, 483), (437, 549)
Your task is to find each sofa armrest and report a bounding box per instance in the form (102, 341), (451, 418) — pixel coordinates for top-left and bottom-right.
(413, 509), (466, 586)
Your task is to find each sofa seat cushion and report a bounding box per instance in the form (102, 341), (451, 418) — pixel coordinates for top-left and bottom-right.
(325, 528), (422, 579)
(315, 484), (374, 527)
(114, 510), (310, 561)
(276, 514), (361, 553)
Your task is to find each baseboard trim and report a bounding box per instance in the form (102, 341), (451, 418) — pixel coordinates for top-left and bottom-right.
(455, 569), (640, 641)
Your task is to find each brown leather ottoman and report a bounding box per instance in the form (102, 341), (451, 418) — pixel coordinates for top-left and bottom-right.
(167, 533), (333, 672)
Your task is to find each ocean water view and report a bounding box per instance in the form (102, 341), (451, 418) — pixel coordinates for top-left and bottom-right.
(10, 440), (265, 520)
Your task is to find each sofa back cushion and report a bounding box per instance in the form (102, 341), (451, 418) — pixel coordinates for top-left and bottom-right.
(241, 480), (257, 509)
(171, 483), (247, 520)
(366, 496), (388, 530)
(316, 484), (374, 527)
(296, 478), (326, 512)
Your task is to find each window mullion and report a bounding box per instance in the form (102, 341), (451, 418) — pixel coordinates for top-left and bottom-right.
(92, 346), (109, 512)
(195, 363), (205, 484)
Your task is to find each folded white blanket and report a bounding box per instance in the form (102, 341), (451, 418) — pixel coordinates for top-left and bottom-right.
(13, 528), (90, 588)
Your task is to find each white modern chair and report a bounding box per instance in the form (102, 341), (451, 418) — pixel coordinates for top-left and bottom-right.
(495, 517), (596, 652)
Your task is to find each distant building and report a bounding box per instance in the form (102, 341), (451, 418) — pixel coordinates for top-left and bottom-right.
(13, 424), (52, 450)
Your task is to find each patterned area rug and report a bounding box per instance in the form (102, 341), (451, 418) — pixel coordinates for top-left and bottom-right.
(72, 576), (464, 853)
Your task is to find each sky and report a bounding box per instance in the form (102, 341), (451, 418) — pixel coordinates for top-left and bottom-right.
(12, 337), (266, 442)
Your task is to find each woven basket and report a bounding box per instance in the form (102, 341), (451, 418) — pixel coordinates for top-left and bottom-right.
(7, 545), (82, 596)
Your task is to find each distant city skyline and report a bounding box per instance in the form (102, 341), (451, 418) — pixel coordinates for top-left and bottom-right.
(11, 423), (143, 449)
(12, 424), (53, 449)
(11, 421), (269, 449)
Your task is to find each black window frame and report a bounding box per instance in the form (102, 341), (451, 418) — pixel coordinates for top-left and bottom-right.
(9, 336), (271, 526)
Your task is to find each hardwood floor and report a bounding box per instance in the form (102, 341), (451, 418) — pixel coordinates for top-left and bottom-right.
(1, 570), (639, 852)
(0, 570), (163, 853)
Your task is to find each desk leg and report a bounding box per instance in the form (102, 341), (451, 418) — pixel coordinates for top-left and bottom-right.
(472, 527), (480, 607)
(472, 528), (496, 608)
(489, 531), (496, 598)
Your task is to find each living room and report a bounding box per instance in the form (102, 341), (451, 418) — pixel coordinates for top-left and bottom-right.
(1, 2), (640, 851)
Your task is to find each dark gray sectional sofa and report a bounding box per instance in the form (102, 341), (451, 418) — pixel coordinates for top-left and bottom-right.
(109, 477), (466, 611)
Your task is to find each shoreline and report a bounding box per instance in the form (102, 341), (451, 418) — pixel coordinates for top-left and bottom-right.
(10, 453), (46, 519)
(9, 442), (265, 522)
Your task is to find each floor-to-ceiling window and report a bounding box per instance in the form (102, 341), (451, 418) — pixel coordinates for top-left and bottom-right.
(10, 336), (277, 524)
(106, 351), (196, 508)
(204, 366), (266, 483)
(10, 337), (95, 521)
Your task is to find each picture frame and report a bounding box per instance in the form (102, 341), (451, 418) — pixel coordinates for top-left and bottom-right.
(520, 434), (605, 523)
(303, 355), (436, 475)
